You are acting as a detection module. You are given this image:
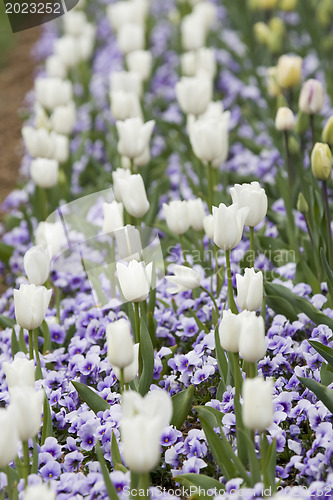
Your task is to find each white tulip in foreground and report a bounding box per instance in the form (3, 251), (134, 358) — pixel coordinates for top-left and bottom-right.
(121, 390), (173, 473)
(102, 201), (124, 234)
(187, 198), (206, 231)
(0, 406), (19, 468)
(117, 173), (150, 218)
(107, 319), (134, 369)
(117, 260), (152, 302)
(112, 343), (139, 383)
(213, 203), (249, 251)
(219, 310), (240, 353)
(176, 76), (212, 116)
(116, 117), (155, 160)
(14, 284), (52, 331)
(230, 182), (268, 228)
(166, 265), (200, 294)
(203, 214), (214, 239)
(23, 484), (56, 500)
(238, 313), (266, 363)
(242, 377), (274, 432)
(163, 200), (190, 235)
(236, 268), (263, 311)
(10, 387), (45, 441)
(114, 225), (142, 261)
(275, 106), (295, 131)
(35, 77), (73, 111)
(298, 79), (325, 115)
(24, 245), (50, 286)
(30, 158), (59, 189)
(112, 168), (132, 202)
(3, 357), (35, 393)
(189, 111), (230, 166)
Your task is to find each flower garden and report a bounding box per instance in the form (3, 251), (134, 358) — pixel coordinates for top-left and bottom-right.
(1, 0), (333, 498)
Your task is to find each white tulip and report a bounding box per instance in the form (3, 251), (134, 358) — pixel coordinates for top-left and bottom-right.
(181, 48), (216, 79)
(45, 55), (67, 79)
(242, 377), (274, 432)
(193, 2), (217, 30)
(275, 106), (295, 131)
(63, 10), (88, 36)
(203, 214), (214, 239)
(35, 78), (73, 111)
(113, 343), (139, 383)
(77, 26), (96, 60)
(102, 201), (124, 233)
(126, 50), (153, 81)
(23, 484), (56, 500)
(50, 102), (76, 135)
(218, 310), (240, 353)
(110, 90), (142, 121)
(116, 117), (155, 160)
(238, 313), (266, 363)
(122, 389), (173, 428)
(30, 158), (59, 189)
(52, 133), (69, 163)
(107, 0), (147, 32)
(22, 127), (54, 159)
(23, 245), (50, 286)
(117, 260), (152, 302)
(107, 319), (134, 369)
(114, 225), (142, 261)
(14, 284), (52, 331)
(117, 173), (150, 218)
(236, 268), (263, 311)
(181, 14), (206, 51)
(35, 221), (66, 259)
(189, 112), (230, 165)
(10, 387), (45, 441)
(176, 76), (212, 116)
(187, 198), (206, 231)
(276, 54), (302, 89)
(213, 203), (249, 251)
(163, 200), (190, 235)
(298, 79), (325, 115)
(166, 265), (200, 294)
(0, 406), (19, 467)
(3, 358), (35, 392)
(54, 36), (81, 68)
(110, 71), (142, 97)
(117, 23), (145, 54)
(112, 168), (132, 202)
(230, 182), (268, 228)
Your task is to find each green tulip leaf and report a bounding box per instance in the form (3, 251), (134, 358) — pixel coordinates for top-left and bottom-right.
(0, 314), (15, 329)
(72, 381), (109, 414)
(309, 340), (333, 368)
(214, 325), (228, 385)
(298, 376), (333, 413)
(138, 317), (154, 396)
(171, 385), (195, 429)
(111, 431), (123, 469)
(41, 393), (53, 445)
(0, 241), (14, 265)
(174, 473), (224, 495)
(11, 327), (20, 357)
(96, 441), (119, 500)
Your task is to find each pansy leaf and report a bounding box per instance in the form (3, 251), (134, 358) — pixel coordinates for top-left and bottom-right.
(298, 376), (333, 413)
(171, 385), (195, 429)
(72, 381), (109, 414)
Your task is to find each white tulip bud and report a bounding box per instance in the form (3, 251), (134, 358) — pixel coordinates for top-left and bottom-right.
(52, 133), (69, 163)
(181, 48), (216, 79)
(10, 388), (45, 441)
(110, 91), (142, 121)
(45, 55), (67, 79)
(213, 203), (249, 251)
(0, 406), (19, 468)
(116, 117), (155, 160)
(181, 14), (206, 51)
(166, 265), (200, 294)
(117, 260), (152, 302)
(35, 78), (73, 111)
(22, 127), (55, 159)
(242, 377), (273, 432)
(14, 284), (52, 331)
(163, 200), (190, 235)
(110, 71), (142, 97)
(63, 10), (88, 36)
(3, 358), (35, 392)
(126, 50), (153, 81)
(23, 245), (50, 286)
(187, 198), (206, 231)
(114, 225), (142, 262)
(276, 54), (302, 88)
(230, 182), (268, 228)
(107, 319), (134, 369)
(122, 389), (173, 428)
(203, 214), (214, 239)
(298, 79), (325, 115)
(102, 201), (124, 233)
(107, 0), (147, 33)
(35, 221), (66, 259)
(176, 76), (212, 116)
(112, 168), (132, 202)
(238, 313), (266, 362)
(30, 158), (59, 189)
(117, 23), (145, 54)
(117, 173), (150, 218)
(193, 1), (217, 30)
(50, 102), (76, 135)
(189, 112), (230, 165)
(275, 107), (295, 131)
(236, 268), (263, 311)
(218, 310), (240, 353)
(54, 36), (81, 68)
(113, 343), (139, 382)
(23, 484), (56, 500)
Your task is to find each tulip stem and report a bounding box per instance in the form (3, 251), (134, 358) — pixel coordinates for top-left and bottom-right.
(225, 250), (238, 314)
(322, 180), (333, 268)
(310, 113), (315, 143)
(137, 472), (150, 500)
(5, 466), (14, 500)
(200, 286), (219, 317)
(207, 162), (214, 209)
(120, 369), (125, 394)
(134, 302), (141, 344)
(249, 227), (254, 269)
(283, 131), (293, 188)
(33, 329), (43, 380)
(22, 441), (30, 487)
(28, 330), (33, 360)
(231, 352), (242, 400)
